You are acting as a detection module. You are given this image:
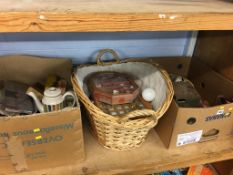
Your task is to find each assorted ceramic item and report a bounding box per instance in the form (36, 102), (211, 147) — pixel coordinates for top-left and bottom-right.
(0, 75), (76, 116)
(86, 71), (139, 105)
(85, 71), (154, 116)
(27, 87), (75, 113)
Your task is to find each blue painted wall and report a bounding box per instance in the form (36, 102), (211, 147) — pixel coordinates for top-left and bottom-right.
(0, 32), (193, 64)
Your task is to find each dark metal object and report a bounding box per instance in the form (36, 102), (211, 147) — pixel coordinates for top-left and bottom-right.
(170, 74), (202, 107)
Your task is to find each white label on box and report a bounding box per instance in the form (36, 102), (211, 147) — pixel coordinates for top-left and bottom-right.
(216, 109), (224, 115)
(176, 130), (203, 147)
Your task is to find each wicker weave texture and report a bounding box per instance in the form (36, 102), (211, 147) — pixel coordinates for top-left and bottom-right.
(72, 49), (174, 151)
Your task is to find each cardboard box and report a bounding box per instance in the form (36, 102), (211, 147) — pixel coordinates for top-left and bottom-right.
(155, 58), (233, 148)
(0, 56), (84, 174)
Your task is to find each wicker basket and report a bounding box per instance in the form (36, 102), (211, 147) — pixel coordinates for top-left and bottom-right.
(71, 49), (174, 151)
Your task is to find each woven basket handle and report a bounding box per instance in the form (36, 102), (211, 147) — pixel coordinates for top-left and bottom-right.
(97, 49), (121, 66)
(120, 110), (158, 123)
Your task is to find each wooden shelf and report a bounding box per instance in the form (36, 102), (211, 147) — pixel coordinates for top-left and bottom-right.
(17, 126), (233, 175)
(1, 0), (233, 32)
(2, 1), (233, 174)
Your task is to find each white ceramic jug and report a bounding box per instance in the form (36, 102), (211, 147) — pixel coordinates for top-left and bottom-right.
(27, 87), (76, 113)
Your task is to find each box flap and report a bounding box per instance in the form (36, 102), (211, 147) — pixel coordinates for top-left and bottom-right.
(189, 58), (233, 105)
(0, 55), (72, 84)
